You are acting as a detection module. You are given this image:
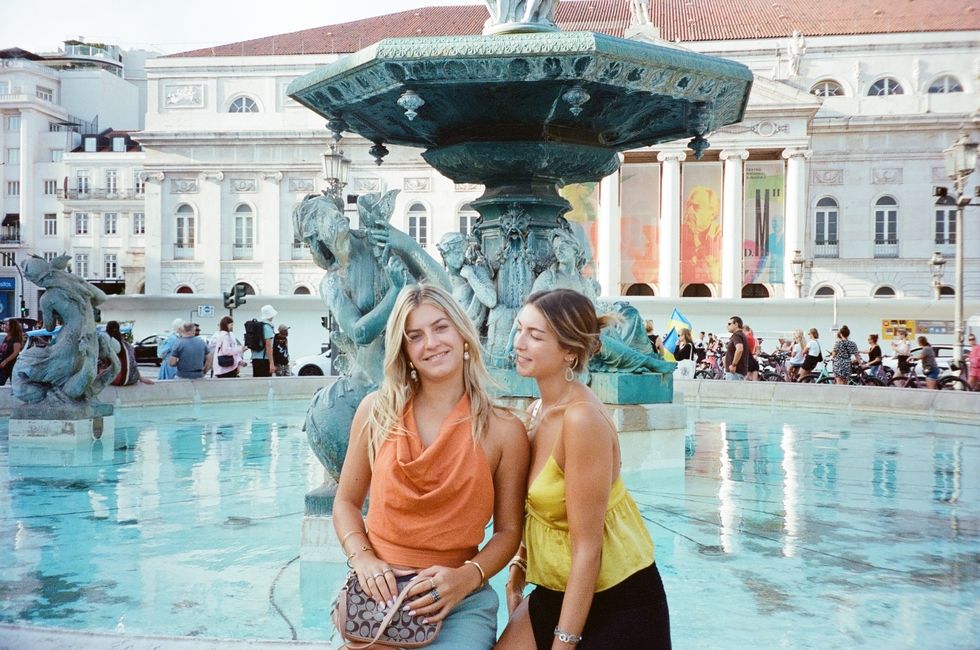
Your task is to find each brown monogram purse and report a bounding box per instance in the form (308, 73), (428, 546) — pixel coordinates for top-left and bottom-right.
(332, 572), (442, 649)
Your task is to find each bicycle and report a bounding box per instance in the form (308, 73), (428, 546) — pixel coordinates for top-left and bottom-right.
(888, 360), (928, 388)
(937, 361), (976, 391)
(694, 349), (725, 380)
(758, 351), (790, 382)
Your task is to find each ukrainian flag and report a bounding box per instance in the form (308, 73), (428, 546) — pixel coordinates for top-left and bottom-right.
(660, 308), (693, 362)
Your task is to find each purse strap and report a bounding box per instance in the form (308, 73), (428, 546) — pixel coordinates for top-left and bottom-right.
(342, 575), (432, 650)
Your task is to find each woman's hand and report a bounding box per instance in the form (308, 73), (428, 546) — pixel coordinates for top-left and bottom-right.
(350, 551), (399, 608)
(505, 564), (527, 615)
(402, 565), (481, 623)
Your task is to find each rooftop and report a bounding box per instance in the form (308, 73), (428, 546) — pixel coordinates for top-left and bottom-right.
(170, 0), (980, 58)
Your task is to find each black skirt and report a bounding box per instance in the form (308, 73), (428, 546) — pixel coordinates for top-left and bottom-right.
(527, 563), (671, 649)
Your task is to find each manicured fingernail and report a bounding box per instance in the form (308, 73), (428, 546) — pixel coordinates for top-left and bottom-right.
(388, 599), (394, 608)
(402, 605), (410, 611)
(421, 618), (428, 624)
(408, 610), (416, 616)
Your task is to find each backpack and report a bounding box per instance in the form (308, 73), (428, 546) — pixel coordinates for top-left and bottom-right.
(243, 319), (266, 352)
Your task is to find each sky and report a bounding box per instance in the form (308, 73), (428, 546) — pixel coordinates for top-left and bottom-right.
(1, 0), (477, 55)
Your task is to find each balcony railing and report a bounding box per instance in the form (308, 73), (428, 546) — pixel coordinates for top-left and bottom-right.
(292, 241), (310, 260)
(0, 235), (21, 246)
(173, 243), (195, 260)
(60, 187), (144, 200)
(874, 240), (899, 258)
(813, 241), (838, 258)
(232, 245), (253, 260)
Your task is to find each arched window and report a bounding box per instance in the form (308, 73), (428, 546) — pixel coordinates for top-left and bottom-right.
(407, 203), (428, 247)
(874, 196), (898, 257)
(175, 204), (195, 258)
(928, 75), (963, 94)
(625, 283), (655, 296)
(234, 204), (254, 258)
(814, 286), (835, 298)
(935, 195), (957, 245)
(458, 203), (480, 236)
(234, 282), (255, 295)
(810, 80), (844, 97)
(741, 284), (770, 298)
(294, 285), (312, 295)
(228, 96), (259, 113)
(873, 286), (896, 298)
(868, 78), (904, 96)
(939, 286), (955, 298)
(175, 285), (194, 294)
(814, 197), (839, 257)
(681, 284), (712, 297)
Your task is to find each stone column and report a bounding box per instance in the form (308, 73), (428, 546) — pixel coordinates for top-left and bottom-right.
(720, 150), (749, 299)
(596, 164), (621, 297)
(782, 148), (811, 296)
(143, 172), (165, 295)
(657, 151), (686, 298)
(262, 171), (284, 295)
(199, 171), (224, 294)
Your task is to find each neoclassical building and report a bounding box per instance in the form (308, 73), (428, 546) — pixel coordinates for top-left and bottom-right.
(135, 0), (978, 300)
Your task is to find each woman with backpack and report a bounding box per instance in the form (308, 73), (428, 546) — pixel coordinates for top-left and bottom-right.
(213, 316), (246, 379)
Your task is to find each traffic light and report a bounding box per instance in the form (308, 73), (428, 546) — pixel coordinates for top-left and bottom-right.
(234, 284), (247, 308)
(19, 299), (28, 317)
(321, 316), (329, 330)
(223, 291), (235, 310)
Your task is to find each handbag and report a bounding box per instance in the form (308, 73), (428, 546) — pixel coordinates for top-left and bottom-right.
(217, 354), (235, 367)
(332, 572), (441, 649)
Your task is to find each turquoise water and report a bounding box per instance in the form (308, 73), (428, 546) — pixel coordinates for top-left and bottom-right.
(0, 400), (977, 648)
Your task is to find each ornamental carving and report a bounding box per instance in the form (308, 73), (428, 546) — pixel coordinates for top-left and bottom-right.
(171, 178), (199, 194)
(872, 168), (902, 185)
(404, 177), (431, 192)
(231, 178), (256, 193)
(289, 178), (316, 193)
(812, 169), (843, 185)
(455, 183), (483, 192)
(352, 177), (382, 193)
(718, 121), (789, 137)
(165, 85), (204, 108)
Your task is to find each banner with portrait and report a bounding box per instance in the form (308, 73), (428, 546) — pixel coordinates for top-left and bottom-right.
(742, 161), (785, 284)
(560, 182), (599, 275)
(619, 163), (660, 289)
(680, 162), (723, 286)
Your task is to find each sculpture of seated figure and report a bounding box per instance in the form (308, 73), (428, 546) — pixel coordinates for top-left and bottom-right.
(12, 255), (120, 406)
(437, 232), (496, 334)
(483, 0), (559, 33)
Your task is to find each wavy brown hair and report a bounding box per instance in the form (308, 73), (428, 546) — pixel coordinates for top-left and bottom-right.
(364, 283), (497, 464)
(523, 289), (618, 372)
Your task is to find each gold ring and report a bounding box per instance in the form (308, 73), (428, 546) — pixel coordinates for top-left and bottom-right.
(371, 572), (384, 580)
(383, 568), (394, 574)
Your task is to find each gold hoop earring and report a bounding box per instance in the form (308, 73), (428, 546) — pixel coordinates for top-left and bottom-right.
(408, 361), (418, 381)
(564, 365), (576, 382)
(463, 341), (470, 361)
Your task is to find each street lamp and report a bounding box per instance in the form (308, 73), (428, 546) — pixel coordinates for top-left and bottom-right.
(943, 132), (978, 365)
(791, 249), (805, 298)
(321, 143), (351, 199)
(929, 250), (946, 300)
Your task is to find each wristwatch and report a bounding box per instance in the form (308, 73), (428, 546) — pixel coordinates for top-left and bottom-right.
(554, 627), (583, 644)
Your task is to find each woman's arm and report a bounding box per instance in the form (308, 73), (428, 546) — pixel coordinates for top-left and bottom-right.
(406, 410), (530, 623)
(552, 403), (615, 649)
(333, 392), (399, 606)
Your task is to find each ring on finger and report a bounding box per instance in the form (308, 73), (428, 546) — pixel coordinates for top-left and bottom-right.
(428, 578), (437, 590)
(371, 572), (384, 580)
(430, 588), (441, 603)
(383, 568), (394, 575)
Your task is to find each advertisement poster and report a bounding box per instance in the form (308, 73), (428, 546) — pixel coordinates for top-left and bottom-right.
(742, 161), (785, 284)
(680, 162), (723, 285)
(560, 182), (599, 275)
(619, 163), (660, 287)
(881, 319), (915, 339)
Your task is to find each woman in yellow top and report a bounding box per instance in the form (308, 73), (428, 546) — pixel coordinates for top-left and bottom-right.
(496, 289), (671, 649)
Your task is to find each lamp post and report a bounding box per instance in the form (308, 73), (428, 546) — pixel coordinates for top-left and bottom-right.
(321, 143), (351, 200)
(943, 132), (978, 365)
(929, 250), (946, 301)
(791, 249), (805, 298)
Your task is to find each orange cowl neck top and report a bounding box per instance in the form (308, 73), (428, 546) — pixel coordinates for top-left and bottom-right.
(366, 394), (494, 568)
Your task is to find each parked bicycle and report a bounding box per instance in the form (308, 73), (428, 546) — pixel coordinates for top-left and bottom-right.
(695, 349), (725, 380)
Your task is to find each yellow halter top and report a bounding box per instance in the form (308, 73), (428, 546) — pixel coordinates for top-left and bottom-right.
(524, 402), (654, 592)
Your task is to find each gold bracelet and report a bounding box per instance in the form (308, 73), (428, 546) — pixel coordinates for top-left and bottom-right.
(508, 556), (528, 572)
(464, 560), (486, 587)
(345, 545), (373, 568)
(339, 529), (366, 552)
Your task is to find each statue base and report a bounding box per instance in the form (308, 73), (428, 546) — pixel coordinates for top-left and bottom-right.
(8, 403), (115, 466)
(589, 372), (673, 404)
(301, 479), (346, 563)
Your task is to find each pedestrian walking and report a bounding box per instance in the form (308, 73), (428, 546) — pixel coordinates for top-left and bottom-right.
(891, 329), (911, 378)
(213, 316), (246, 378)
(725, 316), (748, 380)
(245, 305), (277, 377)
(744, 324), (760, 381)
(273, 324), (291, 376)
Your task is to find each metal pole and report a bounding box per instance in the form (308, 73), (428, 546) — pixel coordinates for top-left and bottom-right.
(954, 200), (965, 365)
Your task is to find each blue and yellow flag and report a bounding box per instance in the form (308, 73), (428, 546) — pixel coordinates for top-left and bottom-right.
(660, 308), (693, 362)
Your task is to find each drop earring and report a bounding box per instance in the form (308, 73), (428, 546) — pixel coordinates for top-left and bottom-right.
(564, 364), (576, 382)
(463, 341), (470, 361)
(409, 361), (418, 381)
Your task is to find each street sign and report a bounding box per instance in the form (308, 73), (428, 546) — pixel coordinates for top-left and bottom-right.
(197, 305), (215, 317)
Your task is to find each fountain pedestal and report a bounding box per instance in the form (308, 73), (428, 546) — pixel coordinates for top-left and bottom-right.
(8, 403), (115, 466)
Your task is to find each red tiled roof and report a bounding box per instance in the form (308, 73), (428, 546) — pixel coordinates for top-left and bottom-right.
(170, 0), (980, 57)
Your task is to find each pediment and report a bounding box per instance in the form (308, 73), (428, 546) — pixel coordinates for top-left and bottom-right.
(746, 75), (822, 111)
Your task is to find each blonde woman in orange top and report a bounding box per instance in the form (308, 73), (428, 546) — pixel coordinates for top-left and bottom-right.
(334, 283), (530, 648)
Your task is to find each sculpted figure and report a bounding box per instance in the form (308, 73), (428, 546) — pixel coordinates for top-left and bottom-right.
(437, 232), (497, 334)
(12, 255), (120, 405)
(293, 191), (449, 478)
(486, 204), (535, 367)
(483, 0), (559, 32)
(787, 31), (805, 77)
(629, 0), (651, 26)
(531, 228), (600, 300)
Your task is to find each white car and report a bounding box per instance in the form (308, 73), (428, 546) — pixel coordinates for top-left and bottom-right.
(291, 350), (333, 376)
(881, 345), (953, 376)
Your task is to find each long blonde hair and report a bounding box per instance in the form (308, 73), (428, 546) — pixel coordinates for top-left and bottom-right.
(364, 283), (496, 463)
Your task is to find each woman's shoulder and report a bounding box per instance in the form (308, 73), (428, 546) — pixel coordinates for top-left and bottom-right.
(487, 405), (529, 442)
